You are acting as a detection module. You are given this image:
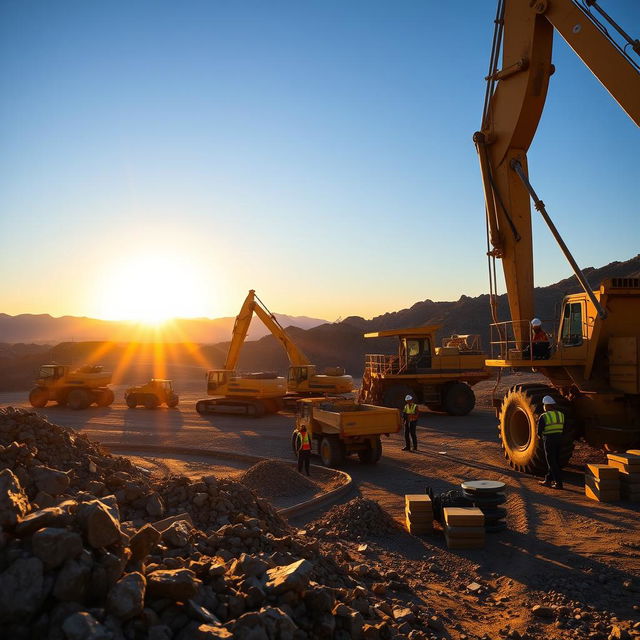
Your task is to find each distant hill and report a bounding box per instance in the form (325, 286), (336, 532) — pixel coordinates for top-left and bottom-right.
(1, 255), (638, 391)
(0, 311), (327, 345)
(230, 254), (640, 376)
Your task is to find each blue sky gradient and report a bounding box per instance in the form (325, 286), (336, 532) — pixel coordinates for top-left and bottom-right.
(1, 1), (638, 320)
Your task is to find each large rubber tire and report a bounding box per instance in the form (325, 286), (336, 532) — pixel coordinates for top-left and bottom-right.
(382, 384), (415, 410)
(358, 437), (382, 464)
(320, 436), (345, 467)
(143, 395), (160, 410)
(498, 384), (575, 475)
(95, 389), (114, 407)
(68, 389), (91, 410)
(195, 400), (207, 414)
(126, 395), (138, 409)
(167, 395), (179, 408)
(442, 382), (476, 416)
(29, 387), (49, 408)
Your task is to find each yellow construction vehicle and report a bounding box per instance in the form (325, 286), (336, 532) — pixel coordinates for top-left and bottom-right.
(226, 290), (353, 396)
(359, 327), (490, 414)
(474, 0), (640, 472)
(125, 379), (179, 409)
(196, 292), (287, 417)
(29, 364), (114, 410)
(292, 397), (401, 467)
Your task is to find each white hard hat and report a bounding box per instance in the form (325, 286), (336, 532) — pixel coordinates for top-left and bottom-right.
(531, 318), (542, 327)
(542, 395), (556, 405)
(405, 395), (413, 401)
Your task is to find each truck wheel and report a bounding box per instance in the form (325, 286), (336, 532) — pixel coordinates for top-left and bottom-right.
(195, 400), (208, 414)
(442, 382), (475, 416)
(358, 437), (382, 464)
(95, 389), (115, 407)
(498, 384), (574, 474)
(68, 389), (91, 410)
(126, 395), (138, 409)
(143, 395), (159, 410)
(167, 395), (179, 408)
(320, 436), (345, 467)
(29, 387), (49, 408)
(291, 430), (302, 455)
(382, 384), (414, 410)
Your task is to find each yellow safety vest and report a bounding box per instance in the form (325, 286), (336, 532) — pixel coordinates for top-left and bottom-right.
(542, 410), (565, 435)
(403, 403), (417, 416)
(300, 432), (311, 450)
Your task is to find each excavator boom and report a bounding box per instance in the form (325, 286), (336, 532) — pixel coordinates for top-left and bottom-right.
(476, 0), (639, 333)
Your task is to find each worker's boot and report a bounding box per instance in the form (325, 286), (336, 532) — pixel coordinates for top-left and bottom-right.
(401, 446), (410, 451)
(538, 480), (552, 487)
(551, 482), (563, 490)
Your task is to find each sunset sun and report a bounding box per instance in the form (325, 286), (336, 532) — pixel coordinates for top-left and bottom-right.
(95, 251), (210, 324)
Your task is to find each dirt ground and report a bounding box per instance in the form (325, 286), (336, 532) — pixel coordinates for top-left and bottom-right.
(1, 374), (639, 639)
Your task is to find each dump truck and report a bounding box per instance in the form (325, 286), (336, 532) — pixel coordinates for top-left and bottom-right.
(125, 379), (179, 409)
(473, 0), (640, 472)
(358, 327), (491, 415)
(29, 364), (114, 410)
(291, 397), (401, 467)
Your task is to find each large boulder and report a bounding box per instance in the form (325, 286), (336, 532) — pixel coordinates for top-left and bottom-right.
(264, 559), (312, 595)
(106, 572), (146, 620)
(76, 500), (122, 549)
(129, 524), (161, 563)
(32, 527), (83, 570)
(147, 569), (201, 602)
(0, 557), (45, 620)
(62, 611), (112, 640)
(32, 465), (70, 496)
(0, 468), (29, 527)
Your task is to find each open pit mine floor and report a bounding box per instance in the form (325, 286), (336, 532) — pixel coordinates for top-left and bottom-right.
(1, 375), (639, 640)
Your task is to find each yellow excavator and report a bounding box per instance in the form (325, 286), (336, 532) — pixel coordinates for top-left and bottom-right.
(195, 293), (287, 417)
(474, 0), (640, 473)
(242, 290), (354, 396)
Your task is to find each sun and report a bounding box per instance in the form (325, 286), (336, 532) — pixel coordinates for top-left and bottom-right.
(95, 251), (211, 324)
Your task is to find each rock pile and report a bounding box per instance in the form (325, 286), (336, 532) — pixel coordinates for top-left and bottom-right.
(309, 498), (401, 541)
(240, 460), (318, 499)
(0, 408), (441, 639)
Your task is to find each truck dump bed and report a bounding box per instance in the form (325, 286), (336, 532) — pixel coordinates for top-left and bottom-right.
(311, 400), (401, 437)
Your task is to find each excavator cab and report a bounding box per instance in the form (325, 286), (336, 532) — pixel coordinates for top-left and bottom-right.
(207, 370), (230, 393)
(288, 365), (314, 384)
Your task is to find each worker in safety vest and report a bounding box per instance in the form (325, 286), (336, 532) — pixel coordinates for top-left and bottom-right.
(401, 394), (419, 451)
(537, 395), (565, 489)
(297, 424), (312, 476)
(531, 317), (551, 359)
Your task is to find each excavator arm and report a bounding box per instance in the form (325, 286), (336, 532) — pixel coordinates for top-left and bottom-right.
(475, 0), (640, 334)
(251, 293), (312, 367)
(224, 290), (312, 371)
(223, 291), (258, 371)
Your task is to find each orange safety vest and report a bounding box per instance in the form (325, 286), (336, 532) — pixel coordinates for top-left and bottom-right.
(300, 431), (311, 451)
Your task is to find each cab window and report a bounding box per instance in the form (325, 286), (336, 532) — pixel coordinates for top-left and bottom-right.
(561, 302), (583, 346)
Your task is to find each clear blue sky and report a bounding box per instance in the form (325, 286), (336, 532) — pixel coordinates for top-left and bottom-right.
(0, 0), (638, 321)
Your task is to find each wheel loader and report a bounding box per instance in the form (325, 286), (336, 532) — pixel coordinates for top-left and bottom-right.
(474, 0), (640, 473)
(125, 379), (179, 409)
(29, 364), (114, 410)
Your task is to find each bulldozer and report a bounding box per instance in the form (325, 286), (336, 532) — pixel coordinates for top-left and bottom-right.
(125, 379), (179, 409)
(29, 364), (114, 410)
(474, 0), (640, 472)
(358, 327), (490, 415)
